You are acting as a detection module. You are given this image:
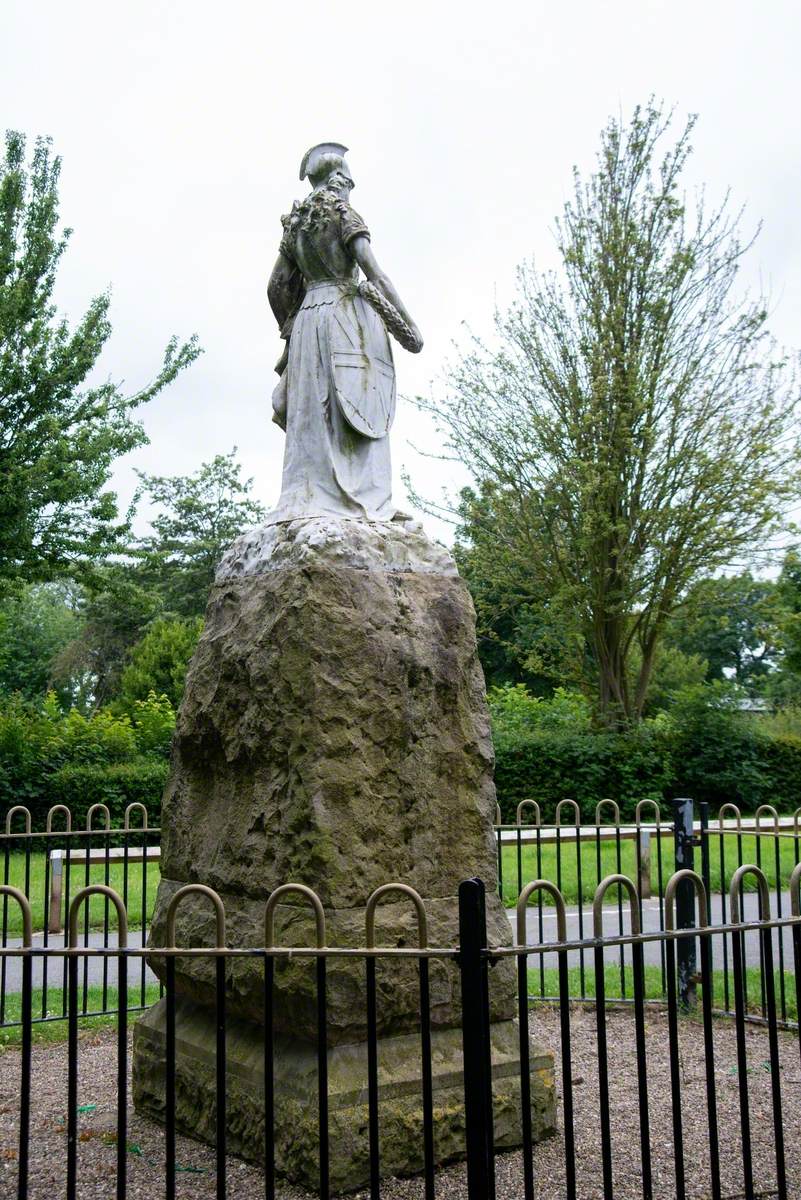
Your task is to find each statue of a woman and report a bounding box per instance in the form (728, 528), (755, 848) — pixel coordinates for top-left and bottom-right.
(267, 143), (422, 523)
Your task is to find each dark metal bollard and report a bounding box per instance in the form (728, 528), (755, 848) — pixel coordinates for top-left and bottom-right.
(672, 798), (697, 1009)
(458, 878), (496, 1200)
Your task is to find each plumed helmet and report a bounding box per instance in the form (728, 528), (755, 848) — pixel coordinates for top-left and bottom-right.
(299, 142), (353, 188)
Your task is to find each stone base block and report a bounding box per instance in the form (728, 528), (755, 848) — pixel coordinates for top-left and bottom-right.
(133, 997), (556, 1193)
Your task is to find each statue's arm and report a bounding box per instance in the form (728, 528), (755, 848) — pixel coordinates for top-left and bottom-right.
(268, 251), (302, 333)
(349, 236), (423, 350)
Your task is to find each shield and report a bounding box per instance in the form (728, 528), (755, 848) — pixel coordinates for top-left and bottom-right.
(328, 292), (396, 439)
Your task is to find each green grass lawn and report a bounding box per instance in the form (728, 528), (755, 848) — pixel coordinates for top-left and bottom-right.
(529, 963), (799, 1023)
(0, 983), (162, 1046)
(501, 832), (801, 907)
(2, 851), (160, 936)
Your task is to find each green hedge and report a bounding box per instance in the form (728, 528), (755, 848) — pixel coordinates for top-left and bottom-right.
(493, 727), (674, 823)
(493, 724), (801, 820)
(488, 681), (801, 819)
(0, 692), (175, 828)
(42, 759), (169, 829)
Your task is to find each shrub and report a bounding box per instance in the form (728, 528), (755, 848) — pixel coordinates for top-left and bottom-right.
(758, 734), (801, 816)
(667, 684), (767, 812)
(493, 724), (673, 823)
(43, 759), (169, 828)
(490, 681), (801, 819)
(131, 691), (176, 757)
(119, 617), (202, 709)
(0, 692), (172, 824)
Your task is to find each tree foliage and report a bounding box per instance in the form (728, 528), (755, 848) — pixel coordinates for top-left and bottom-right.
(665, 572), (781, 688)
(0, 130), (200, 588)
(119, 616), (202, 709)
(415, 102), (801, 724)
(132, 449), (265, 619)
(0, 582), (80, 703)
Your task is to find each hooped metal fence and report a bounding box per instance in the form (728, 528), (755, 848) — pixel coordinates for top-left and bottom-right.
(494, 797), (801, 1026)
(1, 802), (162, 1030)
(1, 864), (800, 1199)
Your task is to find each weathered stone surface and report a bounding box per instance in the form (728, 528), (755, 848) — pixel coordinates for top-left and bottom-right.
(158, 522), (497, 907)
(217, 514), (457, 579)
(147, 883), (514, 1042)
(147, 517), (515, 1032)
(134, 517), (555, 1187)
(133, 997), (557, 1194)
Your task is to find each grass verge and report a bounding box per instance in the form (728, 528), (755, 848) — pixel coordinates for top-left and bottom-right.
(0, 983), (162, 1046)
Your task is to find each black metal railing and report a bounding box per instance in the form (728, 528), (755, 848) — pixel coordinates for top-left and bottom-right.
(1, 803), (162, 1029)
(494, 797), (801, 1026)
(1, 863), (800, 1199)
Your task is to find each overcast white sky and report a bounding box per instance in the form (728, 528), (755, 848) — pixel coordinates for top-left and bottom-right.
(2, 1), (800, 546)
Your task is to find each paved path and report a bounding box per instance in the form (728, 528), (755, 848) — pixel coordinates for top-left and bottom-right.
(0, 893), (797, 999)
(510, 889), (798, 978)
(0, 928), (156, 998)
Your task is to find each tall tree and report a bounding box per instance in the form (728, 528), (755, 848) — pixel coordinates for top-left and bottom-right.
(48, 567), (164, 708)
(0, 581), (81, 702)
(665, 572), (781, 689)
(132, 449), (266, 619)
(0, 130), (200, 589)
(414, 102), (801, 724)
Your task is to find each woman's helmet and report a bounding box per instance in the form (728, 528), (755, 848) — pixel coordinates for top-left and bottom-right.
(299, 142), (354, 188)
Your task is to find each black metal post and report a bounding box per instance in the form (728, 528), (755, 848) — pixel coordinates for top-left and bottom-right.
(458, 878), (495, 1200)
(672, 797), (697, 1009)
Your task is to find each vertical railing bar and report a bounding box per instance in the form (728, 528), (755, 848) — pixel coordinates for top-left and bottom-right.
(141, 839), (148, 1007)
(103, 828), (111, 1015)
(772, 823), (787, 1023)
(18, 945), (32, 1200)
(655, 816), (666, 993)
(82, 832), (91, 1014)
(664, 931), (684, 1199)
(719, 822), (730, 1012)
(517, 947), (534, 1200)
(731, 913), (755, 1200)
(754, 820), (767, 1018)
(672, 799), (697, 1010)
(62, 839), (72, 1017)
(42, 833), (51, 1021)
(215, 955), (226, 1200)
(263, 952), (275, 1200)
(575, 819), (585, 998)
(1, 841), (10, 1025)
(67, 950), (79, 1200)
(419, 955), (435, 1200)
(366, 954), (380, 1197)
(760, 917), (787, 1200)
(631, 934), (653, 1198)
(614, 824), (625, 999)
(458, 877), (495, 1200)
(536, 826), (545, 998)
(117, 947), (128, 1200)
(516, 824), (522, 900)
(593, 940), (614, 1197)
(316, 955), (329, 1199)
(736, 824), (748, 1016)
(557, 942), (576, 1200)
(793, 918), (801, 1077)
(699, 922), (722, 1200)
(166, 954), (176, 1200)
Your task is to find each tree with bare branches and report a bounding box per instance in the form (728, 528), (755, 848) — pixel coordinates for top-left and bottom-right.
(414, 102), (801, 725)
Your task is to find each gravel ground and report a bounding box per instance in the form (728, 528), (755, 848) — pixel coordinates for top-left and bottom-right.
(1, 1007), (799, 1199)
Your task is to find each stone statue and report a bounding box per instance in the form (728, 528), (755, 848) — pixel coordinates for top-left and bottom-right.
(266, 142), (422, 523)
(132, 143), (555, 1191)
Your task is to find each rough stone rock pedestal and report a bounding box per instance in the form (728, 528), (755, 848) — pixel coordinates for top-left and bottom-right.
(132, 516), (555, 1192)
